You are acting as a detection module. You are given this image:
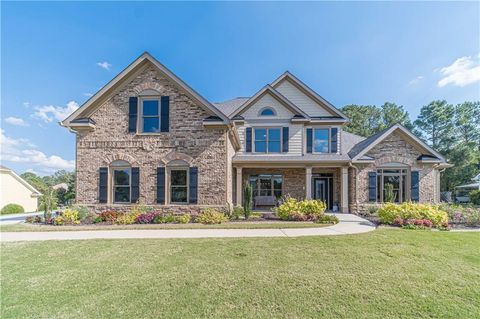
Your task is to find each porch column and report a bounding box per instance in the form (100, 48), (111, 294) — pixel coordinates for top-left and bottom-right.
(341, 166), (349, 213)
(236, 167), (243, 206)
(305, 167), (312, 199)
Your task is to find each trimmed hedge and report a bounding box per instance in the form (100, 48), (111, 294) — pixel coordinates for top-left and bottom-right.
(1, 203), (25, 215)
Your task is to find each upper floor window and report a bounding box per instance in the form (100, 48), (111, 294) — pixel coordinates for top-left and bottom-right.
(111, 160), (131, 203)
(141, 98), (161, 133)
(313, 128), (330, 153)
(259, 107), (276, 116)
(254, 128), (281, 153)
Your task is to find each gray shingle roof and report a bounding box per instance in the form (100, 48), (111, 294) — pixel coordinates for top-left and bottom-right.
(347, 126), (392, 158)
(213, 97), (249, 117)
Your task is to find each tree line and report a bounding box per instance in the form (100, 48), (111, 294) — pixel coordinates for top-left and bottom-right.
(341, 100), (480, 192)
(21, 170), (75, 206)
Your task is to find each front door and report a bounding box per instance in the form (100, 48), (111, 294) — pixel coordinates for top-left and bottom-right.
(313, 178), (332, 210)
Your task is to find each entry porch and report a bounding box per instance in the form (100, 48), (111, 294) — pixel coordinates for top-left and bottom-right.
(233, 165), (349, 213)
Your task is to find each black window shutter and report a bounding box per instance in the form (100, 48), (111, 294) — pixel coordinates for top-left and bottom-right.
(306, 128), (313, 153)
(99, 167), (108, 203)
(128, 97), (138, 133)
(160, 96), (170, 132)
(245, 127), (252, 152)
(331, 128), (338, 153)
(131, 167), (140, 203)
(156, 167), (165, 204)
(282, 127), (289, 153)
(368, 171), (377, 202)
(189, 167), (198, 204)
(411, 171), (419, 202)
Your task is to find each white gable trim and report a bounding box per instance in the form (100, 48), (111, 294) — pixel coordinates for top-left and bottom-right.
(351, 124), (447, 162)
(230, 85), (310, 119)
(61, 52), (229, 127)
(271, 71), (349, 121)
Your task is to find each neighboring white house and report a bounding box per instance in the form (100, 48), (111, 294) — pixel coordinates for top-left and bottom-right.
(0, 166), (41, 212)
(455, 173), (480, 203)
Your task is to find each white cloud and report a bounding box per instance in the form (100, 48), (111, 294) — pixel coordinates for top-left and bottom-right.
(437, 54), (480, 87)
(0, 129), (74, 173)
(83, 92), (93, 97)
(32, 101), (79, 123)
(97, 61), (112, 70)
(5, 117), (29, 127)
(408, 75), (424, 86)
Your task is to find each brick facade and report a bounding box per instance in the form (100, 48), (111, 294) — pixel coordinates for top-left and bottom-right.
(75, 64), (229, 212)
(348, 132), (437, 213)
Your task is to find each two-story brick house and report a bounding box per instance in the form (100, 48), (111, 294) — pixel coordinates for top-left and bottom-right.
(61, 52), (450, 214)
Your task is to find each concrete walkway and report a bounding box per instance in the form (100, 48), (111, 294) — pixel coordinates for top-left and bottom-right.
(0, 214), (375, 242)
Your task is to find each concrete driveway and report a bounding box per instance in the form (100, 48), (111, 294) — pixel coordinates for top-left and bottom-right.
(0, 212), (42, 225)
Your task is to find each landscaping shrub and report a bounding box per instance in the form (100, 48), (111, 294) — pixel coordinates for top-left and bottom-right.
(440, 204), (480, 227)
(1, 203), (25, 215)
(99, 210), (119, 223)
(175, 214), (191, 224)
(153, 213), (176, 224)
(315, 215), (339, 224)
(114, 212), (139, 225)
(243, 183), (253, 219)
(195, 208), (228, 224)
(135, 213), (156, 224)
(25, 215), (43, 223)
(232, 206), (244, 220)
(276, 198), (326, 221)
(378, 202), (448, 228)
(469, 190), (480, 205)
(61, 208), (81, 224)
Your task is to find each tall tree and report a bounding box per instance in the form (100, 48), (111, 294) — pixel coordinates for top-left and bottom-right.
(413, 100), (455, 151)
(341, 105), (383, 137)
(20, 172), (49, 194)
(380, 102), (413, 130)
(454, 101), (480, 146)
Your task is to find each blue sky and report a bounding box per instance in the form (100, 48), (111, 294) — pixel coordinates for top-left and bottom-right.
(1, 1), (479, 175)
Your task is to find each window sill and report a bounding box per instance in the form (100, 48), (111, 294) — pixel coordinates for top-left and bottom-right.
(134, 132), (168, 136)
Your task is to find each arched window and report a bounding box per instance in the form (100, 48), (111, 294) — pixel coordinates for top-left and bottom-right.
(110, 160), (131, 203)
(259, 107), (276, 116)
(167, 159), (189, 204)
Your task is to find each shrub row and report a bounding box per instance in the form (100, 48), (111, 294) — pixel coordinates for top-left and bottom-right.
(439, 204), (480, 226)
(378, 202), (448, 228)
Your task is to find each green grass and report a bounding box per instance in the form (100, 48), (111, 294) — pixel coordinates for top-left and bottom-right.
(0, 221), (329, 232)
(1, 229), (479, 318)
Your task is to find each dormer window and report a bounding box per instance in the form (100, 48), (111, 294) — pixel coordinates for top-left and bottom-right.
(259, 107), (276, 116)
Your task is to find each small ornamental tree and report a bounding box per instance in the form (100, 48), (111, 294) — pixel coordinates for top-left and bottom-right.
(39, 187), (58, 223)
(384, 183), (397, 203)
(243, 183), (253, 219)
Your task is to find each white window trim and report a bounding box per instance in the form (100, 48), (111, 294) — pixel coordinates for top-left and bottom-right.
(253, 127), (283, 153)
(167, 167), (190, 205)
(137, 96), (162, 135)
(312, 127), (331, 154)
(109, 166), (132, 204)
(258, 107), (277, 117)
(376, 167), (410, 203)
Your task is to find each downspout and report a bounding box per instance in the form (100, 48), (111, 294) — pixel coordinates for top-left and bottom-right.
(348, 162), (359, 213)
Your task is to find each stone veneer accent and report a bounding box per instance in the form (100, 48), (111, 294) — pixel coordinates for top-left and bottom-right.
(348, 131), (437, 213)
(75, 63), (229, 212)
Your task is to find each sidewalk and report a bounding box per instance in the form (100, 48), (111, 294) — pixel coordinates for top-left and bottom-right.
(0, 214), (376, 242)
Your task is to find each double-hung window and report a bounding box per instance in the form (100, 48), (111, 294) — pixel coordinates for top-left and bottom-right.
(313, 128), (330, 153)
(111, 161), (131, 203)
(254, 128), (281, 153)
(141, 99), (160, 133)
(170, 169), (188, 204)
(248, 174), (283, 199)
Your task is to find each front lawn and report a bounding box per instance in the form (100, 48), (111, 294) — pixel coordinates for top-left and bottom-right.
(1, 229), (479, 318)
